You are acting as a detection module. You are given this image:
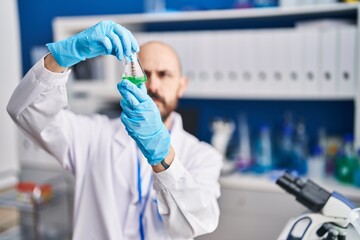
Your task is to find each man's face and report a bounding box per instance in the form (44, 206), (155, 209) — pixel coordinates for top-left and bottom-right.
(138, 42), (187, 122)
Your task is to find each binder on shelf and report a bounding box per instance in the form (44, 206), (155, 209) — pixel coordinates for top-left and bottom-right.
(253, 30), (273, 94)
(270, 29), (289, 95)
(219, 31), (241, 96)
(195, 31), (213, 96)
(179, 32), (199, 96)
(234, 30), (257, 94)
(301, 28), (320, 95)
(338, 26), (357, 96)
(319, 27), (338, 95)
(208, 31), (223, 95)
(282, 29), (302, 94)
(171, 32), (192, 95)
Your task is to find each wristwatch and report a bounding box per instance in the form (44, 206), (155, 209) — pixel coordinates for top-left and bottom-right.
(160, 159), (170, 170)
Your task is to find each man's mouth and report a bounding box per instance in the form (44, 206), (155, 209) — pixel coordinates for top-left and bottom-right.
(148, 92), (165, 105)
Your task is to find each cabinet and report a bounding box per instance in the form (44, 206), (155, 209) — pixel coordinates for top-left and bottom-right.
(51, 3), (360, 147)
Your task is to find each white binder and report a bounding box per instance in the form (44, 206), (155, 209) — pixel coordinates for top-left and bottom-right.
(271, 29), (289, 95)
(176, 32), (193, 96)
(319, 28), (338, 95)
(235, 30), (257, 94)
(180, 32), (198, 97)
(218, 31), (239, 97)
(254, 30), (273, 94)
(194, 31), (212, 96)
(301, 28), (320, 95)
(283, 30), (303, 94)
(210, 31), (226, 96)
(338, 26), (357, 96)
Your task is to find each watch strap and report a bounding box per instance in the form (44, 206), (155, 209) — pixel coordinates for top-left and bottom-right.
(160, 159), (170, 170)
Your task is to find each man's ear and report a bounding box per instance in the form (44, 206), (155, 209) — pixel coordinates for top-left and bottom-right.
(177, 76), (188, 98)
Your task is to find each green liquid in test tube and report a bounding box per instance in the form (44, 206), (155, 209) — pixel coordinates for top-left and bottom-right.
(122, 75), (147, 86)
(122, 53), (147, 86)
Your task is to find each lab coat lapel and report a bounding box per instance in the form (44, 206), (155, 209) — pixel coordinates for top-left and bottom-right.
(169, 112), (184, 153)
(112, 122), (139, 203)
(112, 123), (143, 238)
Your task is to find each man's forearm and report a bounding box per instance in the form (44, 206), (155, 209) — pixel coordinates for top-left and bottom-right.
(44, 54), (67, 73)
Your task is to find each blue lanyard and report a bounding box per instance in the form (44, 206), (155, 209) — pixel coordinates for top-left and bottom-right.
(137, 153), (153, 240)
(137, 118), (174, 239)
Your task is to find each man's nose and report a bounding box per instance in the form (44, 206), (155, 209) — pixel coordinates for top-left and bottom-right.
(146, 74), (161, 92)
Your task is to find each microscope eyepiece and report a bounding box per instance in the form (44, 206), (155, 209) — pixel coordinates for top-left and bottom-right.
(276, 172), (304, 196)
(276, 171), (331, 212)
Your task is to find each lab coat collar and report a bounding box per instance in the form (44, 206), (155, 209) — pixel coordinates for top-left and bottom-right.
(167, 112), (183, 153)
(112, 120), (139, 203)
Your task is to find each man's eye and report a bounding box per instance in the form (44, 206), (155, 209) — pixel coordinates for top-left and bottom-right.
(144, 71), (151, 78)
(159, 71), (169, 78)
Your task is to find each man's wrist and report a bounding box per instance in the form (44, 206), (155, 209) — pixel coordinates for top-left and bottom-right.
(44, 54), (67, 73)
(152, 146), (175, 173)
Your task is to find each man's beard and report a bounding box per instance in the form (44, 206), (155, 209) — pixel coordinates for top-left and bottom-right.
(148, 91), (178, 122)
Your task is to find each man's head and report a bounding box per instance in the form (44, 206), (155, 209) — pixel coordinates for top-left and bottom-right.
(138, 41), (188, 123)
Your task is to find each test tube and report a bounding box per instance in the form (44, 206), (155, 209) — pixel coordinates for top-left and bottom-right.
(122, 53), (147, 86)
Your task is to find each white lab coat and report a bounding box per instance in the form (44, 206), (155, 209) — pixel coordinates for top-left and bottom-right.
(7, 56), (223, 240)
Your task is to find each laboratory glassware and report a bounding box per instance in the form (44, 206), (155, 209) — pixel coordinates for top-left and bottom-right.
(122, 53), (147, 86)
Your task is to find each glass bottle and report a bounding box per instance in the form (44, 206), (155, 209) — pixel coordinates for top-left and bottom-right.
(307, 146), (325, 180)
(292, 119), (309, 175)
(335, 134), (357, 184)
(254, 124), (272, 173)
(275, 112), (294, 170)
(236, 114), (252, 171)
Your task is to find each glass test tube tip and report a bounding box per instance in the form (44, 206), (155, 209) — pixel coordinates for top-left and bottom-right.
(131, 61), (136, 76)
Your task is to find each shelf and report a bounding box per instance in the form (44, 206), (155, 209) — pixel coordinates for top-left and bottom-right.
(184, 91), (355, 100)
(67, 82), (355, 101)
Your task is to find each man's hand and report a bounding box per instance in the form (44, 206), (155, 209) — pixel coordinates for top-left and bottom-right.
(46, 20), (139, 68)
(117, 80), (171, 167)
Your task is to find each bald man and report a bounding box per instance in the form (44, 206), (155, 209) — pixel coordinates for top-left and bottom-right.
(7, 21), (223, 240)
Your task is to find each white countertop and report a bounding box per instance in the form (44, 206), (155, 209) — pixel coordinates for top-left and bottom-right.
(220, 172), (360, 200)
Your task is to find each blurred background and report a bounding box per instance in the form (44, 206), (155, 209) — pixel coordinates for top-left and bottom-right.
(1, 0), (360, 239)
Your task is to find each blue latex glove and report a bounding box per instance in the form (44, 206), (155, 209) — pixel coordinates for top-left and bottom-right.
(117, 80), (170, 166)
(46, 20), (139, 67)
